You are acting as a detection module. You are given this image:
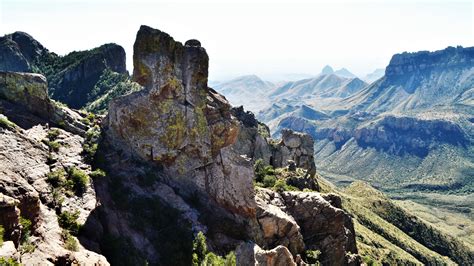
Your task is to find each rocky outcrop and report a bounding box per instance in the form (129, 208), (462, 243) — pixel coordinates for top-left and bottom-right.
(255, 194), (305, 255)
(232, 106), (273, 163)
(385, 46), (474, 80)
(0, 25), (363, 265)
(105, 25), (255, 217)
(354, 115), (467, 157)
(0, 194), (21, 246)
(0, 31), (127, 109)
(0, 32), (47, 72)
(0, 123), (108, 264)
(236, 242), (297, 266)
(0, 71), (86, 134)
(271, 129), (316, 173)
(0, 69), (109, 264)
(256, 188), (359, 265)
(232, 109), (316, 177)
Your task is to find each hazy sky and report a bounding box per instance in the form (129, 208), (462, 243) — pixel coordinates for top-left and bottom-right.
(1, 0), (473, 81)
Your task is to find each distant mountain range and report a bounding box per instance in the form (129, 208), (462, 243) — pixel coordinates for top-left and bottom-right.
(215, 46), (474, 244)
(362, 68), (385, 83)
(0, 27), (473, 265)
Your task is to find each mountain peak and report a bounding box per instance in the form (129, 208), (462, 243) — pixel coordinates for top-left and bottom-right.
(334, 68), (356, 78)
(321, 65), (334, 74)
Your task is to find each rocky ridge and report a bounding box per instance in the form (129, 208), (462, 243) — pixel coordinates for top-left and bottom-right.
(0, 25), (361, 265)
(0, 72), (107, 264)
(0, 31), (128, 109)
(98, 25), (359, 265)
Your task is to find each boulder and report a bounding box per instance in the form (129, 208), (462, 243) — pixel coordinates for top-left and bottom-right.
(256, 189), (359, 265)
(280, 191), (359, 265)
(185, 39), (201, 47)
(255, 190), (305, 255)
(236, 242), (297, 266)
(273, 129), (315, 171)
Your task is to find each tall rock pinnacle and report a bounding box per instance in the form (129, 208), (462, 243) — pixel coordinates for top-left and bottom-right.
(105, 25), (256, 217)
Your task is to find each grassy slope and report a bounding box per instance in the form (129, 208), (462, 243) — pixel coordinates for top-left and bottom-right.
(395, 200), (474, 249)
(317, 176), (464, 265)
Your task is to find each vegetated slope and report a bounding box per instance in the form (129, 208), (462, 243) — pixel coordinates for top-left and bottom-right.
(0, 31), (136, 111)
(318, 177), (473, 265)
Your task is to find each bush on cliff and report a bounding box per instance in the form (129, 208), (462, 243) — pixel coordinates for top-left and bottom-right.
(192, 231), (236, 266)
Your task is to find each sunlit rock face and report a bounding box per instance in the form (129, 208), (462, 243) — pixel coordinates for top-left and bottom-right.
(105, 25), (256, 217)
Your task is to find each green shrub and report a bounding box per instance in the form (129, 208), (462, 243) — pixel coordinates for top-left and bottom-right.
(19, 242), (35, 254)
(362, 255), (376, 266)
(19, 217), (32, 243)
(69, 167), (89, 194)
(254, 159), (275, 182)
(61, 230), (78, 251)
(82, 126), (101, 163)
(254, 159), (266, 182)
(0, 257), (20, 266)
(193, 232), (208, 264)
(305, 250), (321, 265)
(202, 252), (225, 265)
(192, 232), (236, 266)
(263, 175), (276, 188)
(58, 210), (81, 235)
(273, 179), (298, 192)
(90, 168), (106, 179)
(47, 128), (61, 140)
(46, 140), (61, 152)
(0, 116), (16, 130)
(46, 169), (67, 188)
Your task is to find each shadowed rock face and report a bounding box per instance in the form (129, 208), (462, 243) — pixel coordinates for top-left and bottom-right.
(0, 32), (47, 72)
(50, 43), (127, 108)
(106, 25), (256, 217)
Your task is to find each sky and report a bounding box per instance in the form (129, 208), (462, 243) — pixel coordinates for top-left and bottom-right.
(1, 0), (473, 81)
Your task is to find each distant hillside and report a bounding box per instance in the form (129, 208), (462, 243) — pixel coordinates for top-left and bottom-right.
(213, 75), (274, 112)
(0, 31), (136, 111)
(363, 68), (385, 83)
(256, 74), (367, 133)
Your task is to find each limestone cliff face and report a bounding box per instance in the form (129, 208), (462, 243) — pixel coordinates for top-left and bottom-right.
(105, 25), (255, 217)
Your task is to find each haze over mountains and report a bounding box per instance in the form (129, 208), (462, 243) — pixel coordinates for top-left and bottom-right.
(215, 46), (474, 253)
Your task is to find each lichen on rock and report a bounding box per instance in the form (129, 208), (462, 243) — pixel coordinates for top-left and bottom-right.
(105, 25), (255, 217)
